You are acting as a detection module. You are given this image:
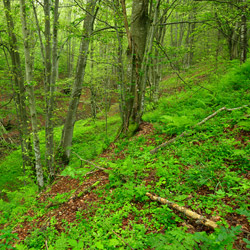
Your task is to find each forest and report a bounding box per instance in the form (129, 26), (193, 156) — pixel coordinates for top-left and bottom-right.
(0, 0), (250, 249)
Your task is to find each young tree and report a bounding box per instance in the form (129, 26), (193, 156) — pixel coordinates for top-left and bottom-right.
(60, 0), (97, 163)
(20, 0), (44, 189)
(44, 0), (59, 179)
(3, 0), (32, 172)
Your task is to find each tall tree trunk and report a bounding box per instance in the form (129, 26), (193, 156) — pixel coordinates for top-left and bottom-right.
(240, 0), (247, 63)
(113, 0), (126, 129)
(20, 0), (44, 189)
(59, 0), (97, 163)
(90, 44), (97, 119)
(43, 0), (59, 179)
(119, 0), (150, 135)
(135, 0), (160, 123)
(3, 0), (32, 171)
(130, 0), (149, 124)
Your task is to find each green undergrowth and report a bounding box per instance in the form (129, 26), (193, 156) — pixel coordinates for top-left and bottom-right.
(1, 60), (250, 249)
(0, 116), (120, 197)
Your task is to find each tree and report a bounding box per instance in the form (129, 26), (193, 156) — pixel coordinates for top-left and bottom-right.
(20, 0), (44, 189)
(59, 0), (97, 163)
(44, 0), (59, 179)
(119, 0), (161, 135)
(3, 0), (33, 172)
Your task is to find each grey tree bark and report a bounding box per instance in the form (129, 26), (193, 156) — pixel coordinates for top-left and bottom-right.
(43, 0), (59, 179)
(20, 0), (44, 189)
(118, 0), (161, 135)
(136, 0), (161, 123)
(60, 0), (97, 163)
(89, 44), (97, 120)
(240, 0), (247, 63)
(3, 0), (32, 171)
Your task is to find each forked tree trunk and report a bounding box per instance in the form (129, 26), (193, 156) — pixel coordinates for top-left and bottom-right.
(135, 0), (160, 123)
(59, 0), (97, 163)
(20, 0), (44, 189)
(119, 0), (160, 135)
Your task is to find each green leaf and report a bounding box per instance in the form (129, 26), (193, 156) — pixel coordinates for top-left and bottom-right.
(95, 241), (104, 249)
(108, 238), (120, 247)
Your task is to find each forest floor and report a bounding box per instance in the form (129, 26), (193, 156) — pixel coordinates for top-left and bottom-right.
(10, 122), (250, 249)
(1, 62), (250, 249)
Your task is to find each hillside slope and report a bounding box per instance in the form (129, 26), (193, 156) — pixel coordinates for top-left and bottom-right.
(0, 61), (250, 249)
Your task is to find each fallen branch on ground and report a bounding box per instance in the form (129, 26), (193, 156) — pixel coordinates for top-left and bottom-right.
(146, 192), (219, 230)
(72, 152), (107, 171)
(150, 105), (249, 154)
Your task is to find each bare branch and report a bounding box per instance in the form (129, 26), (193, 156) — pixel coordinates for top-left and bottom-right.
(150, 105), (249, 154)
(72, 152), (107, 171)
(0, 94), (15, 109)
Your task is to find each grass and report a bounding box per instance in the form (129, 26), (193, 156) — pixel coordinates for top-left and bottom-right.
(0, 59), (250, 249)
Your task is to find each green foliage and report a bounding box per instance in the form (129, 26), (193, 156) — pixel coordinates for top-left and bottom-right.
(194, 226), (242, 250)
(1, 61), (250, 249)
(0, 229), (18, 249)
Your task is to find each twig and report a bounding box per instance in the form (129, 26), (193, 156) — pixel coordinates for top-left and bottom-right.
(0, 94), (15, 108)
(146, 192), (219, 230)
(112, 230), (134, 250)
(72, 152), (107, 171)
(45, 240), (48, 250)
(150, 104), (249, 154)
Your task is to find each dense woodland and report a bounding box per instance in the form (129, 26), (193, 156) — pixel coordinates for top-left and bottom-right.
(0, 0), (250, 249)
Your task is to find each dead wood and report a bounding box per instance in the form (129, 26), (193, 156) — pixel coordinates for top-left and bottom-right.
(72, 152), (107, 171)
(146, 192), (219, 230)
(150, 105), (249, 154)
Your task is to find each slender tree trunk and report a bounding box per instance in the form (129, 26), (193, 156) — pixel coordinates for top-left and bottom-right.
(59, 0), (97, 163)
(185, 10), (196, 68)
(90, 44), (97, 119)
(240, 0), (247, 63)
(32, 1), (45, 65)
(43, 0), (59, 179)
(113, 0), (126, 129)
(20, 0), (44, 189)
(3, 0), (32, 171)
(44, 0), (53, 176)
(50, 0), (59, 178)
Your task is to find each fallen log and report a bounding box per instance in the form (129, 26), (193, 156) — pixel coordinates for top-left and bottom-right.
(146, 192), (219, 230)
(150, 105), (249, 154)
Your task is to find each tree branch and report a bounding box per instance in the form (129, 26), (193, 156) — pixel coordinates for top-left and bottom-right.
(150, 105), (249, 154)
(72, 152), (107, 171)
